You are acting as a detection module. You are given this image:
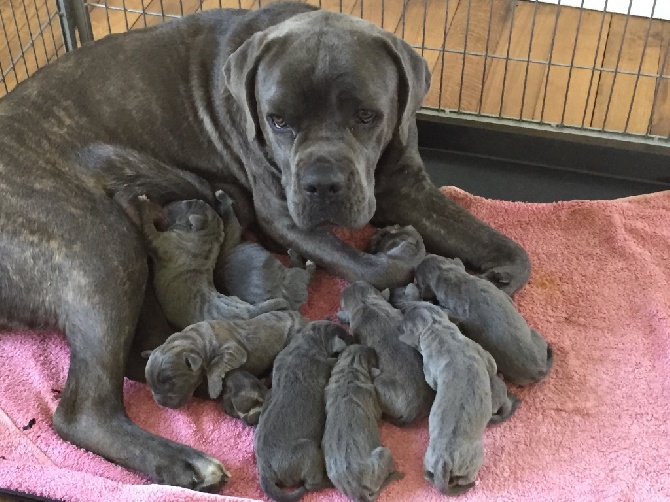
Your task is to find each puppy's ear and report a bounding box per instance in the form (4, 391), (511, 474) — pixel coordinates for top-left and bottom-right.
(451, 257), (466, 269)
(141, 350), (153, 359)
(378, 34), (431, 145)
(188, 214), (206, 231)
(207, 342), (248, 399)
(184, 353), (203, 373)
(223, 32), (269, 142)
(380, 288), (391, 302)
(329, 336), (348, 355)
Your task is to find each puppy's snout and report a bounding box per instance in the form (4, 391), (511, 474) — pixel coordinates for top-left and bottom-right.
(300, 162), (345, 197)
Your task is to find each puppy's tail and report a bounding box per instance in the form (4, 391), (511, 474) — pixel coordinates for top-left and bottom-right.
(259, 473), (307, 502)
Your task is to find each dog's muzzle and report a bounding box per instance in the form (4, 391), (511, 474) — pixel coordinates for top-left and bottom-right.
(290, 160), (372, 229)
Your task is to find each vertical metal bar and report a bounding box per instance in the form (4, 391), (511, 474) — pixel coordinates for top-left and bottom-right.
(624, 0), (657, 133)
(238, 0), (242, 9)
(41, 0), (61, 58)
(360, 0), (363, 19)
(498, 0), (516, 117)
(140, 0), (149, 27)
(121, 0), (130, 31)
(179, 0), (184, 17)
(560, 0), (585, 126)
(581, 0), (608, 127)
(18, 0), (43, 69)
(539, 1), (563, 122)
(436, 0), (450, 109)
(29, 0), (52, 63)
(69, 0), (94, 43)
(381, 0), (384, 29)
(103, 0), (112, 35)
(158, 0), (167, 24)
(601, 0), (633, 131)
(401, 0), (407, 40)
(339, 0), (342, 14)
(519, 0), (540, 120)
(477, 0), (495, 113)
(457, 0), (472, 111)
(647, 23), (669, 135)
(420, 0), (428, 57)
(56, 0), (77, 51)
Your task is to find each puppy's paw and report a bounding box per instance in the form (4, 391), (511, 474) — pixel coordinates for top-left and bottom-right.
(253, 298), (291, 314)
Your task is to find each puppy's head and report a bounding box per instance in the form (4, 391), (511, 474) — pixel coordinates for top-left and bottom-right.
(301, 320), (350, 356)
(162, 199), (222, 233)
(224, 10), (430, 230)
(339, 280), (387, 316)
(143, 344), (204, 409)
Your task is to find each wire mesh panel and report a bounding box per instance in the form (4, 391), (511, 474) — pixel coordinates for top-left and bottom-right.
(1, 0), (670, 143)
(0, 0), (67, 95)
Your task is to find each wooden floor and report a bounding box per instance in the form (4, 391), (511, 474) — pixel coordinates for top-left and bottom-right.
(2, 0), (670, 138)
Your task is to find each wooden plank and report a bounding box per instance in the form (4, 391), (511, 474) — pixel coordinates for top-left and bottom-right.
(591, 14), (664, 134)
(434, 0), (513, 112)
(649, 22), (670, 137)
(400, 0), (462, 98)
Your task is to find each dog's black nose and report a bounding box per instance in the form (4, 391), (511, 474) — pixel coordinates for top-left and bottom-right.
(300, 163), (345, 196)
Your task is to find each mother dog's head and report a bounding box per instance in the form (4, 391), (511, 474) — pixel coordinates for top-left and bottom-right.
(223, 9), (431, 230)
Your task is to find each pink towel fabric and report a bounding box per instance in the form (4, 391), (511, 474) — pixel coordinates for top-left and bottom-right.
(1, 186), (669, 502)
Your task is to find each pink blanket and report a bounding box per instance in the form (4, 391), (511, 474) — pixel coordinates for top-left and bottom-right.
(1, 187), (669, 502)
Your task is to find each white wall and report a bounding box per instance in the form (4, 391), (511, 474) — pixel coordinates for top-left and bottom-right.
(531, 0), (670, 21)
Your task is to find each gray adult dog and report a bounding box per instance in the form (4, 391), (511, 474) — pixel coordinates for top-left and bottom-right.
(338, 281), (434, 424)
(415, 255), (552, 386)
(323, 345), (403, 502)
(254, 320), (348, 502)
(0, 1), (530, 490)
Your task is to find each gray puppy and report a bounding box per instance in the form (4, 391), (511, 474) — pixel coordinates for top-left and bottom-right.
(138, 195), (289, 329)
(221, 243), (316, 311)
(143, 311), (307, 408)
(220, 369), (268, 426)
(415, 255), (553, 386)
(254, 321), (349, 502)
(367, 224), (426, 269)
(323, 345), (403, 502)
(338, 281), (434, 424)
(398, 303), (514, 495)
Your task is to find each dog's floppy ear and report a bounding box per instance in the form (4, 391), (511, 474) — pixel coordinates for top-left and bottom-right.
(379, 34), (431, 145)
(223, 32), (270, 142)
(206, 342), (248, 399)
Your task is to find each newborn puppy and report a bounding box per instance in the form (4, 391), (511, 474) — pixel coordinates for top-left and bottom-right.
(137, 194), (288, 330)
(368, 224), (426, 269)
(398, 303), (514, 494)
(254, 321), (349, 502)
(415, 255), (553, 386)
(143, 311), (307, 408)
(338, 281), (434, 425)
(220, 243), (316, 311)
(221, 369), (268, 426)
(323, 345), (403, 502)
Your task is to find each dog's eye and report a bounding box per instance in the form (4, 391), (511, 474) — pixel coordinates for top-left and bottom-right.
(356, 109), (375, 124)
(268, 114), (290, 131)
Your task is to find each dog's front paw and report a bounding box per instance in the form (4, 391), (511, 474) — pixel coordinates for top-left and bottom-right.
(154, 448), (230, 492)
(367, 253), (415, 290)
(369, 225), (426, 268)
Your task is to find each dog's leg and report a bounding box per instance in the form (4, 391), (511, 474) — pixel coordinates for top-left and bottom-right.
(253, 196), (414, 290)
(373, 129), (531, 295)
(0, 191), (228, 489)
